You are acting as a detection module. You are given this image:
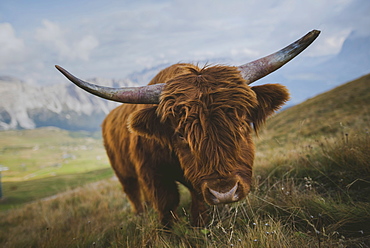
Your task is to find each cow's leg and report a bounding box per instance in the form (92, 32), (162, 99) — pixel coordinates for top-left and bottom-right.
(105, 147), (144, 214)
(190, 191), (209, 227)
(118, 176), (144, 214)
(139, 174), (180, 227)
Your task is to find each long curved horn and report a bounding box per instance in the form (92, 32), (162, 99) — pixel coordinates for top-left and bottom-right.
(238, 30), (320, 84)
(55, 65), (164, 104)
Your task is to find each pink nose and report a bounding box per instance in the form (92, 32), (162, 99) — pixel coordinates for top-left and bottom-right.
(207, 183), (239, 204)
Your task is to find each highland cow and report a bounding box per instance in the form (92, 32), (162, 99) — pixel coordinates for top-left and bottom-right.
(56, 30), (320, 226)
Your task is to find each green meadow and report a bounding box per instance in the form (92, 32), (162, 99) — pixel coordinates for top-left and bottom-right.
(0, 74), (369, 247)
(0, 128), (113, 211)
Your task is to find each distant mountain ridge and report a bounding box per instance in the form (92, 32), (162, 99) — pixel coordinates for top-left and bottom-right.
(0, 77), (136, 131)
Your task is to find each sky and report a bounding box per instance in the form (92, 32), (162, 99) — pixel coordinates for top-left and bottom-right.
(0, 0), (369, 87)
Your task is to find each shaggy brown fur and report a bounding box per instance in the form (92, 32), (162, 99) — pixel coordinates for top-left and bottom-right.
(102, 63), (289, 226)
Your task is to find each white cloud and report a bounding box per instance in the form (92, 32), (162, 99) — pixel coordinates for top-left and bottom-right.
(317, 30), (352, 56)
(0, 23), (26, 68)
(75, 35), (100, 61)
(35, 19), (99, 61)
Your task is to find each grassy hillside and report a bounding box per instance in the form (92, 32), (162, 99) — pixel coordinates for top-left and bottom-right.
(0, 75), (369, 247)
(0, 128), (113, 210)
(260, 73), (370, 141)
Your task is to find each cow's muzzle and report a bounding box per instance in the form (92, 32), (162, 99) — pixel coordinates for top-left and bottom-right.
(202, 177), (249, 205)
(208, 183), (239, 204)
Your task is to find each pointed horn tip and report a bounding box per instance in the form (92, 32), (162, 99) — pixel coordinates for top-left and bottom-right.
(55, 65), (67, 74)
(55, 65), (76, 81)
(295, 30), (320, 47)
(311, 29), (321, 35)
(310, 29), (321, 35)
(238, 29), (321, 84)
(305, 29), (321, 41)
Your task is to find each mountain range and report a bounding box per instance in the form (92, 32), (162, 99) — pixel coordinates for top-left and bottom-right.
(0, 77), (134, 131)
(0, 31), (369, 132)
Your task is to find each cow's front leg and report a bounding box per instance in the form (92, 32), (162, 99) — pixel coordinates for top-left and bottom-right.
(139, 173), (180, 227)
(190, 190), (209, 227)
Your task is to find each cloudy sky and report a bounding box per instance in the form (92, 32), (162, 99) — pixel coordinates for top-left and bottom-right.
(0, 0), (369, 87)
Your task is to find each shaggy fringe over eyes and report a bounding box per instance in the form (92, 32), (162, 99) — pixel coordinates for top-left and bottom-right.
(156, 64), (258, 178)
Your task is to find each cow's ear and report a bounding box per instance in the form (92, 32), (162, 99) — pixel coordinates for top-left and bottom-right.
(250, 84), (290, 132)
(128, 106), (171, 142)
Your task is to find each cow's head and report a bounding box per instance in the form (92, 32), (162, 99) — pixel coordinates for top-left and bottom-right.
(56, 30), (320, 205)
(128, 64), (289, 204)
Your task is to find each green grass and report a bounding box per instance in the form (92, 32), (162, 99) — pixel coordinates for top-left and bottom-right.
(0, 74), (369, 247)
(1, 168), (113, 211)
(0, 127), (112, 210)
(0, 128), (107, 180)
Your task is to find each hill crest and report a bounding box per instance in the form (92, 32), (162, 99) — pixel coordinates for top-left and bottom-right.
(261, 73), (370, 141)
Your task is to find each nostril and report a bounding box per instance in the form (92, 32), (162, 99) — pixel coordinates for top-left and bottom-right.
(208, 183), (239, 204)
(208, 190), (220, 204)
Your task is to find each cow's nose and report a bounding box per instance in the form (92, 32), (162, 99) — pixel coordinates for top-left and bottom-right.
(207, 183), (239, 204)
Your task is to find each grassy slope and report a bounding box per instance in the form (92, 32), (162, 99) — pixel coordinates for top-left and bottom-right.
(252, 74), (370, 246)
(261, 73), (370, 140)
(0, 128), (113, 210)
(255, 73), (370, 203)
(0, 75), (369, 247)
